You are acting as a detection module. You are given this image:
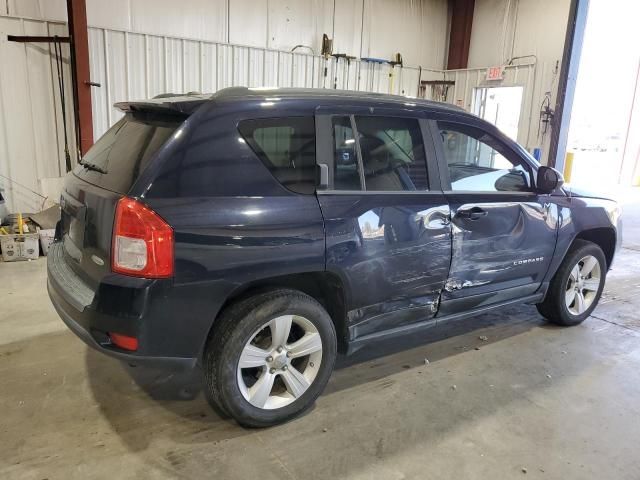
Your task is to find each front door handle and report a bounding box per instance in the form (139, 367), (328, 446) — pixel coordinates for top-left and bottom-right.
(456, 206), (488, 220)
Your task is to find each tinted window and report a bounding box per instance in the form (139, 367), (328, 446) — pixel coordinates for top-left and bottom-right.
(74, 113), (182, 193)
(331, 116), (428, 191)
(239, 117), (316, 194)
(437, 121), (531, 192)
(355, 116), (427, 191)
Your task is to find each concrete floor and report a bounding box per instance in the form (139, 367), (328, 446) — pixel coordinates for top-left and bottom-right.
(2, 192), (640, 479)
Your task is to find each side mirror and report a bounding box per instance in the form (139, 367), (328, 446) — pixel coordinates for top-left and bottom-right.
(536, 166), (564, 194)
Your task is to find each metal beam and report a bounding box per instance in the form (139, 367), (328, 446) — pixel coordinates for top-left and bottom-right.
(447, 0), (475, 70)
(548, 0), (590, 170)
(66, 0), (94, 156)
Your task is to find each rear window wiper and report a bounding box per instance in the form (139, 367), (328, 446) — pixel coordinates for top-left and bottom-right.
(79, 160), (107, 174)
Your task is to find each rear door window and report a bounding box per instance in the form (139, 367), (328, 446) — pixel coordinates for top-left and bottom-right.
(330, 115), (429, 191)
(238, 117), (316, 194)
(74, 113), (183, 193)
(355, 116), (428, 191)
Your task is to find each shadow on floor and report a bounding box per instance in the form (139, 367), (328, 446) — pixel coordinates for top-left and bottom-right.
(85, 303), (547, 452)
(84, 348), (243, 451)
(327, 304), (546, 393)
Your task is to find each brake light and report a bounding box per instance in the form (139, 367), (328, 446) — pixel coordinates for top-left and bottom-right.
(112, 197), (174, 278)
(109, 332), (139, 351)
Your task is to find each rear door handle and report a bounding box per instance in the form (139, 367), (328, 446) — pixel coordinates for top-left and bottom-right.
(456, 206), (488, 220)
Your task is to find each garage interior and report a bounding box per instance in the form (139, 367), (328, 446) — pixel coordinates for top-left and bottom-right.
(1, 0), (640, 478)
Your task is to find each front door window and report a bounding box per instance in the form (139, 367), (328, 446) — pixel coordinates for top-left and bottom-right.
(437, 121), (532, 192)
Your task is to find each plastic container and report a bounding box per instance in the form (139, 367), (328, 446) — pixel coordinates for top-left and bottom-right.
(0, 233), (40, 261)
(38, 229), (56, 255)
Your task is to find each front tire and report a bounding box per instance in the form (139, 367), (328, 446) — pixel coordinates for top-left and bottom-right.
(204, 289), (337, 427)
(537, 240), (606, 326)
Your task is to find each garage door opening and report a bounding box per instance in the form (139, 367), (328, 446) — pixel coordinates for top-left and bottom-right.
(566, 0), (640, 190)
(472, 86), (524, 141)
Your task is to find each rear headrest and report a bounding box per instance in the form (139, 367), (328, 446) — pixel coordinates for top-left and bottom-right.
(358, 136), (385, 157)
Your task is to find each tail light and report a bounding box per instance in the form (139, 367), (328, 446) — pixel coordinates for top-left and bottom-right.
(112, 197), (174, 278)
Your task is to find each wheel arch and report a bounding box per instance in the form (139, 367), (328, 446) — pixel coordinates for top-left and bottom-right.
(204, 271), (350, 356)
(573, 227), (616, 269)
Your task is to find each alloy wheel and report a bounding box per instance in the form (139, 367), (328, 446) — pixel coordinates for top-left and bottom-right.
(564, 254), (602, 315)
(237, 315), (323, 410)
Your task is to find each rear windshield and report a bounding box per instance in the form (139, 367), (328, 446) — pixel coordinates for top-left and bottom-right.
(73, 112), (183, 193)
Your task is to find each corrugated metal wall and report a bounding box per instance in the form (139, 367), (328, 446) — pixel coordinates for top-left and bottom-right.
(0, 15), (74, 213)
(468, 0), (571, 165)
(86, 26), (449, 139)
(4, 0), (450, 67)
(0, 12), (448, 212)
(444, 63), (536, 147)
(0, 3), (543, 213)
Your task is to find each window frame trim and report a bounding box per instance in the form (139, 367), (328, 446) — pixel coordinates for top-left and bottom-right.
(349, 115), (367, 190)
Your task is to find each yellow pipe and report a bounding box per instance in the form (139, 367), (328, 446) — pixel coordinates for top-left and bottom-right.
(563, 152), (574, 183)
(17, 212), (23, 235)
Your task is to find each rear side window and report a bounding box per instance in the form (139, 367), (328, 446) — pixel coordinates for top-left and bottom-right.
(74, 113), (183, 193)
(239, 117), (316, 194)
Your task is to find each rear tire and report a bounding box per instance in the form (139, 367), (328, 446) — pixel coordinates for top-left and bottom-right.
(537, 240), (606, 326)
(204, 289), (337, 427)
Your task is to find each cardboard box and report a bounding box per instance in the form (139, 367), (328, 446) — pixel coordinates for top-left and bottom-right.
(0, 233), (40, 261)
(38, 229), (56, 255)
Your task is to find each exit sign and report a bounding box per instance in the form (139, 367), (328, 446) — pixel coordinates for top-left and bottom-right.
(486, 66), (504, 81)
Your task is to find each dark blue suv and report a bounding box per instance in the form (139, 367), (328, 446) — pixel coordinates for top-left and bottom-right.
(48, 87), (622, 426)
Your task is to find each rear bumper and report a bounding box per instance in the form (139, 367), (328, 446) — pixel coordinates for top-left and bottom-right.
(48, 279), (196, 370)
(47, 243), (197, 370)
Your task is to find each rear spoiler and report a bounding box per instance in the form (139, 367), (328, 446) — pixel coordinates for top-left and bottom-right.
(115, 93), (212, 116)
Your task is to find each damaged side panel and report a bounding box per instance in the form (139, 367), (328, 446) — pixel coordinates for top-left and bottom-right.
(317, 193), (452, 340)
(439, 198), (559, 314)
(444, 277), (490, 292)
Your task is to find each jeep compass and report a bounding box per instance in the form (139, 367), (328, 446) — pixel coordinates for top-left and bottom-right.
(48, 87), (622, 427)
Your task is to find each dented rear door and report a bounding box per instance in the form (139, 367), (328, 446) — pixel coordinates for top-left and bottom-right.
(315, 108), (452, 341)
